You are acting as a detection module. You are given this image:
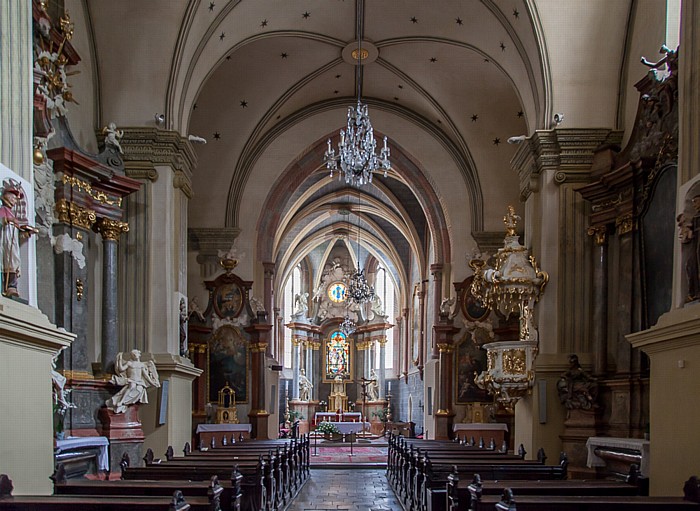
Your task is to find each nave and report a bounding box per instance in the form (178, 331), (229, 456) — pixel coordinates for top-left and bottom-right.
(286, 468), (399, 511)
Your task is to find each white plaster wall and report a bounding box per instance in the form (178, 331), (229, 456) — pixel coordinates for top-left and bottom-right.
(534, 0), (632, 128)
(64, 0), (99, 153)
(619, 0), (667, 148)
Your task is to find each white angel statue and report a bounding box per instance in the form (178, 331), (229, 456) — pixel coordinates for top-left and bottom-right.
(105, 349), (160, 413)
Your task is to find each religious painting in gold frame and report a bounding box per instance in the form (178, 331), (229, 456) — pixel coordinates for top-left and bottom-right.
(213, 281), (244, 319)
(323, 329), (353, 382)
(455, 331), (489, 404)
(209, 325), (248, 403)
(459, 275), (490, 322)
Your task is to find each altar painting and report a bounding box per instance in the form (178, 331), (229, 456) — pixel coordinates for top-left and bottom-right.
(209, 325), (248, 403)
(325, 330), (350, 380)
(455, 334), (489, 404)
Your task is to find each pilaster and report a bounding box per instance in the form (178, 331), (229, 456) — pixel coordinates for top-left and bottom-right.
(141, 353), (202, 461)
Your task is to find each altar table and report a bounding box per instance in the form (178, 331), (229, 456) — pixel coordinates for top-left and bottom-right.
(196, 423), (252, 445)
(452, 423), (508, 444)
(314, 411), (363, 424)
(55, 436), (110, 471)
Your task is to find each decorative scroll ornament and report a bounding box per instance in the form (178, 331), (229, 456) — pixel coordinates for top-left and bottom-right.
(471, 206), (548, 409)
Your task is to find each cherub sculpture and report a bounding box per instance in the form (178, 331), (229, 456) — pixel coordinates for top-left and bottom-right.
(102, 122), (124, 154)
(105, 349), (160, 413)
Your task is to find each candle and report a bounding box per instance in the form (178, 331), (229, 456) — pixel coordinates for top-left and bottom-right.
(327, 139), (331, 152)
(388, 381), (391, 392)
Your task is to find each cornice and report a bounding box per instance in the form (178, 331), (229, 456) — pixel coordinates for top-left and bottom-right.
(143, 353), (203, 379)
(627, 305), (700, 354)
(511, 129), (623, 200)
(118, 127), (197, 183)
(471, 231), (510, 255)
(188, 227), (241, 254)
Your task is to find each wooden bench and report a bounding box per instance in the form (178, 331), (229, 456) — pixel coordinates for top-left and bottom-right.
(475, 481), (700, 511)
(0, 474), (211, 511)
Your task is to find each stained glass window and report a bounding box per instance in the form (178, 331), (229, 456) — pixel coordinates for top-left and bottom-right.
(326, 330), (349, 379)
(327, 282), (347, 303)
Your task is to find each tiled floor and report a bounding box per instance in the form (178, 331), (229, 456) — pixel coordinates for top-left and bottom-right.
(286, 468), (402, 511)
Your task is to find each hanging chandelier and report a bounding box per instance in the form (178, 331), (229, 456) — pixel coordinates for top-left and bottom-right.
(346, 266), (374, 305)
(323, 2), (390, 187)
(339, 314), (356, 336)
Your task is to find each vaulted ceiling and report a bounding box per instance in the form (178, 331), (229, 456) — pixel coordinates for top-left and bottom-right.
(176, 0), (549, 299)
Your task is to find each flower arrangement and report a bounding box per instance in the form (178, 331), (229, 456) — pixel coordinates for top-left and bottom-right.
(315, 421), (340, 435)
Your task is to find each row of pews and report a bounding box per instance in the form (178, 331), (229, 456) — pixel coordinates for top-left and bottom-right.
(0, 435), (310, 511)
(387, 434), (700, 511)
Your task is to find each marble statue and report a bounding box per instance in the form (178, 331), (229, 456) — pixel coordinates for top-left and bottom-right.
(105, 350), (160, 413)
(294, 292), (309, 313)
(52, 350), (76, 413)
(249, 296), (265, 315)
(370, 295), (385, 319)
(366, 369), (379, 402)
(102, 122), (124, 154)
(556, 354), (598, 410)
(298, 369), (312, 402)
(0, 183), (37, 298)
(439, 296), (455, 318)
(188, 296), (206, 322)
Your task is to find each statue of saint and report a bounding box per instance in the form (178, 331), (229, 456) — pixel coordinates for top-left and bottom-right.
(556, 354), (598, 410)
(105, 350), (160, 413)
(298, 369), (312, 402)
(294, 292), (309, 313)
(0, 184), (37, 298)
(179, 298), (188, 357)
(365, 369), (379, 402)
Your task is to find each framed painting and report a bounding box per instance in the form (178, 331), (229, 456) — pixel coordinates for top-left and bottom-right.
(213, 281), (244, 319)
(455, 333), (489, 404)
(209, 325), (248, 403)
(460, 275), (490, 322)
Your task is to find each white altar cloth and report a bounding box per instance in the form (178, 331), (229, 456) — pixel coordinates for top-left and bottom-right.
(196, 423), (252, 433)
(322, 421), (370, 434)
(586, 436), (650, 476)
(55, 436), (109, 471)
(452, 423), (508, 433)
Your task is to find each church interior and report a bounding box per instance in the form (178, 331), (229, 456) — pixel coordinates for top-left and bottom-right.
(1, 0), (699, 508)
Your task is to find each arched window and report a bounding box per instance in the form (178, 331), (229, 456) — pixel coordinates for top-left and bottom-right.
(666, 0), (681, 50)
(374, 266), (395, 370)
(283, 265), (302, 368)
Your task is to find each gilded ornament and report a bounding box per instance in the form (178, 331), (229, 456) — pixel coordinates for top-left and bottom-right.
(60, 175), (123, 207)
(75, 279), (84, 301)
(587, 226), (607, 245)
(250, 342), (268, 353)
(437, 343), (454, 353)
(503, 349), (527, 374)
(616, 214), (634, 235)
(55, 199), (97, 229)
(97, 218), (129, 241)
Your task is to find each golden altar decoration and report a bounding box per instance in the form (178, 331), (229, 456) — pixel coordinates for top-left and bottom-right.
(215, 382), (239, 424)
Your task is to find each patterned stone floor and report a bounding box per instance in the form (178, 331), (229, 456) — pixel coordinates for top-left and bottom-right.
(286, 468), (401, 511)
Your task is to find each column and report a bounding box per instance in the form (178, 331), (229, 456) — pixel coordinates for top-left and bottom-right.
(402, 308), (409, 381)
(97, 218), (128, 374)
(263, 262), (276, 357)
(588, 226), (608, 376)
(417, 286), (426, 377)
(292, 338), (302, 400)
(246, 322), (272, 439)
(430, 264), (444, 359)
(378, 338), (387, 399)
(435, 340), (455, 440)
(305, 340), (313, 392)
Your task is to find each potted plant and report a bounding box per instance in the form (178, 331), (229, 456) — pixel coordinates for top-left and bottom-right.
(315, 421), (341, 440)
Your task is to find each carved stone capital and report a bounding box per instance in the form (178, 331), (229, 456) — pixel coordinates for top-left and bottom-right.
(586, 225), (608, 246)
(377, 337), (388, 346)
(511, 129), (623, 200)
(189, 227), (241, 255)
(96, 218), (129, 241)
(116, 128), (196, 194)
(437, 343), (454, 353)
(55, 199), (97, 229)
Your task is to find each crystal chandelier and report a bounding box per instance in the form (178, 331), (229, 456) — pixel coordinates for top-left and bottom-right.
(324, 104), (390, 187)
(323, 6), (390, 187)
(339, 314), (356, 336)
(346, 266), (374, 305)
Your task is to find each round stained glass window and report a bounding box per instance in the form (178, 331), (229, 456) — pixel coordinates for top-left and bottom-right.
(327, 282), (347, 303)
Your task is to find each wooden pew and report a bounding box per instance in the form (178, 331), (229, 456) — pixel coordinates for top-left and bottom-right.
(447, 469), (643, 511)
(0, 474), (209, 511)
(475, 481), (700, 511)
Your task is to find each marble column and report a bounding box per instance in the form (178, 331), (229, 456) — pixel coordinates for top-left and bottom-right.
(435, 341), (455, 440)
(402, 308), (409, 381)
(588, 226), (609, 376)
(430, 264), (443, 359)
(678, 0), (700, 185)
(246, 321), (272, 439)
(378, 338), (387, 399)
(292, 338), (302, 400)
(417, 286), (426, 378)
(97, 218), (128, 374)
(305, 340), (313, 392)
